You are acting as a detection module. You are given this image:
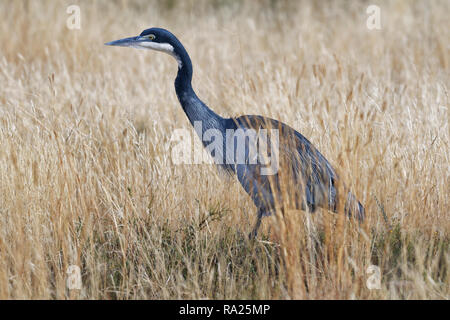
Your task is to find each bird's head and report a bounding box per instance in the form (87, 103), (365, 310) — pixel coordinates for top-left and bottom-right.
(105, 28), (184, 67)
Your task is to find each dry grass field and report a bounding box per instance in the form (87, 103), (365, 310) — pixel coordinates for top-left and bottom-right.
(0, 0), (448, 299)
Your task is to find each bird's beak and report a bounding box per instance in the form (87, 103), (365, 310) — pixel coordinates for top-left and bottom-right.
(105, 36), (144, 49)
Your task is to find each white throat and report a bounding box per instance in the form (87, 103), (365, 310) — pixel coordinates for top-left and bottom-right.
(139, 42), (182, 68)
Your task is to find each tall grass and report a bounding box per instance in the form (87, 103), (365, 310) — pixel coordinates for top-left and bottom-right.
(0, 0), (448, 299)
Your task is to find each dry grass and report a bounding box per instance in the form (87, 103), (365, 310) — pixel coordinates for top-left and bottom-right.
(0, 0), (448, 299)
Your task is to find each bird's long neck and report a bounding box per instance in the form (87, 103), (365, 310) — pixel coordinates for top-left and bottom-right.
(173, 44), (225, 140)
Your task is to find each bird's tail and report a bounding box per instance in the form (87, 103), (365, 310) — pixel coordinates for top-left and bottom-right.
(344, 191), (365, 222)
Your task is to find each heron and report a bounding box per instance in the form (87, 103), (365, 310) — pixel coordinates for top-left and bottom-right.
(105, 28), (365, 238)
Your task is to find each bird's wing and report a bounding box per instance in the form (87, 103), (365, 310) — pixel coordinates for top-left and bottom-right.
(232, 115), (338, 211)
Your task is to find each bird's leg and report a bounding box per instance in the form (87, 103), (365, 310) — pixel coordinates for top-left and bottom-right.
(249, 216), (262, 240)
(249, 209), (270, 239)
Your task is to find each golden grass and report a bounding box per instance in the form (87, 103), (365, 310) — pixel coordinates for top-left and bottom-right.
(0, 0), (448, 299)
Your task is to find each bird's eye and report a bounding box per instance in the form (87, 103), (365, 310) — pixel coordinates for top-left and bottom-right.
(146, 34), (155, 40)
